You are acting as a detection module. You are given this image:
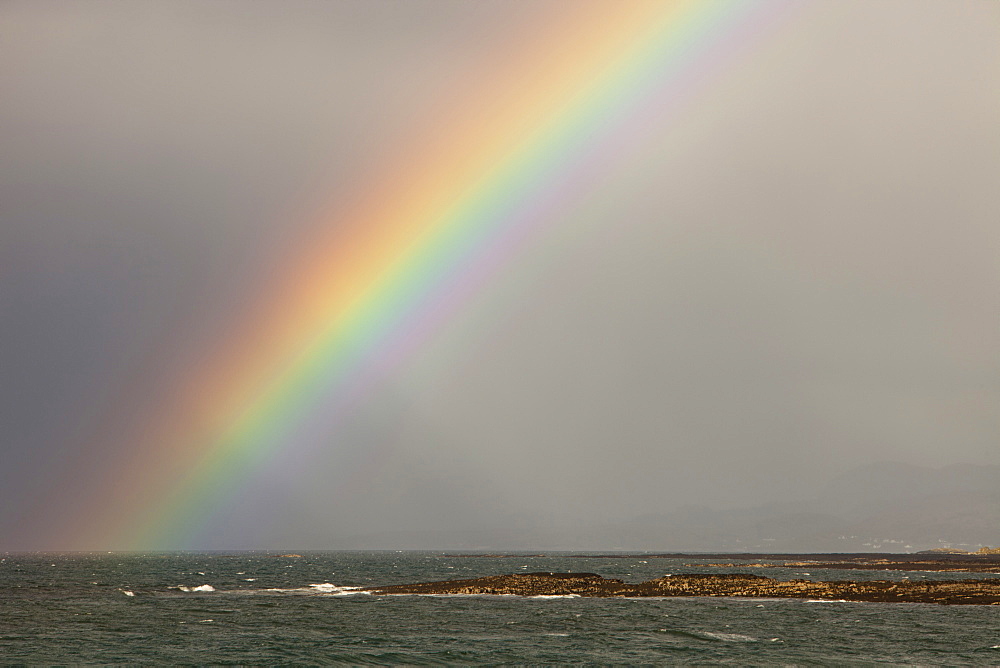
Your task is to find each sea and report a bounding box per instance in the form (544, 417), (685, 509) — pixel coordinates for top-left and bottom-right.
(2, 551), (999, 665)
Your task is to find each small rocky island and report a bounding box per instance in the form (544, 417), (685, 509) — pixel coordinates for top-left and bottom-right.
(364, 571), (1000, 605)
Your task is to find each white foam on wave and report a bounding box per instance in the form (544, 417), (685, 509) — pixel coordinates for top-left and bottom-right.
(699, 631), (757, 643)
(121, 590), (135, 597)
(308, 583), (369, 596)
(529, 594), (581, 599)
(805, 599), (849, 603)
(257, 584), (371, 596)
(177, 584), (216, 592)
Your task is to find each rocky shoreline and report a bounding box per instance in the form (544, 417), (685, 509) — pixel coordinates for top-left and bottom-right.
(364, 571), (1000, 605)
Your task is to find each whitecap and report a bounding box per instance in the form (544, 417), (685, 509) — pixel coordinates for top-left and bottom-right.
(257, 584), (372, 596)
(308, 583), (368, 595)
(121, 590), (135, 597)
(529, 594), (581, 599)
(699, 631), (757, 643)
(308, 582), (340, 592)
(805, 599), (849, 603)
(177, 584), (216, 592)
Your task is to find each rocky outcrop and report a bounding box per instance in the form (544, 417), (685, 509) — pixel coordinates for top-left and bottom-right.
(364, 571), (1000, 605)
(366, 572), (629, 597)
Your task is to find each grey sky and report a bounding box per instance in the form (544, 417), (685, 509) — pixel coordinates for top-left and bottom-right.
(1, 0), (997, 550)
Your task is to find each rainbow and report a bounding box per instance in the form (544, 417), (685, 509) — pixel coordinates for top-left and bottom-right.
(70, 0), (792, 549)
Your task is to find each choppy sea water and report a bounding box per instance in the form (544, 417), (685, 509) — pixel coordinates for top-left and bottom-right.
(2, 552), (999, 664)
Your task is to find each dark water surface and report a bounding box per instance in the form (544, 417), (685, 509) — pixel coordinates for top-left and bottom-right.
(2, 552), (999, 664)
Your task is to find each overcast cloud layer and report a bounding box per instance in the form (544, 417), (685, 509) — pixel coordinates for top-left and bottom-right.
(1, 0), (997, 550)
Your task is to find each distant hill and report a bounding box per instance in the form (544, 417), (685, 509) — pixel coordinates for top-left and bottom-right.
(810, 461), (1000, 520)
(607, 462), (1000, 552)
(339, 462), (1000, 552)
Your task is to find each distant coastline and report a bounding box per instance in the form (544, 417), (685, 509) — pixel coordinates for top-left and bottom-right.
(442, 552), (1000, 572)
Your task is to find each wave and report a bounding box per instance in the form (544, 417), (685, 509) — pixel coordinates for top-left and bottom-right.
(174, 584), (216, 592)
(698, 631), (758, 643)
(308, 583), (370, 596)
(659, 628), (757, 643)
(250, 584), (372, 596)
